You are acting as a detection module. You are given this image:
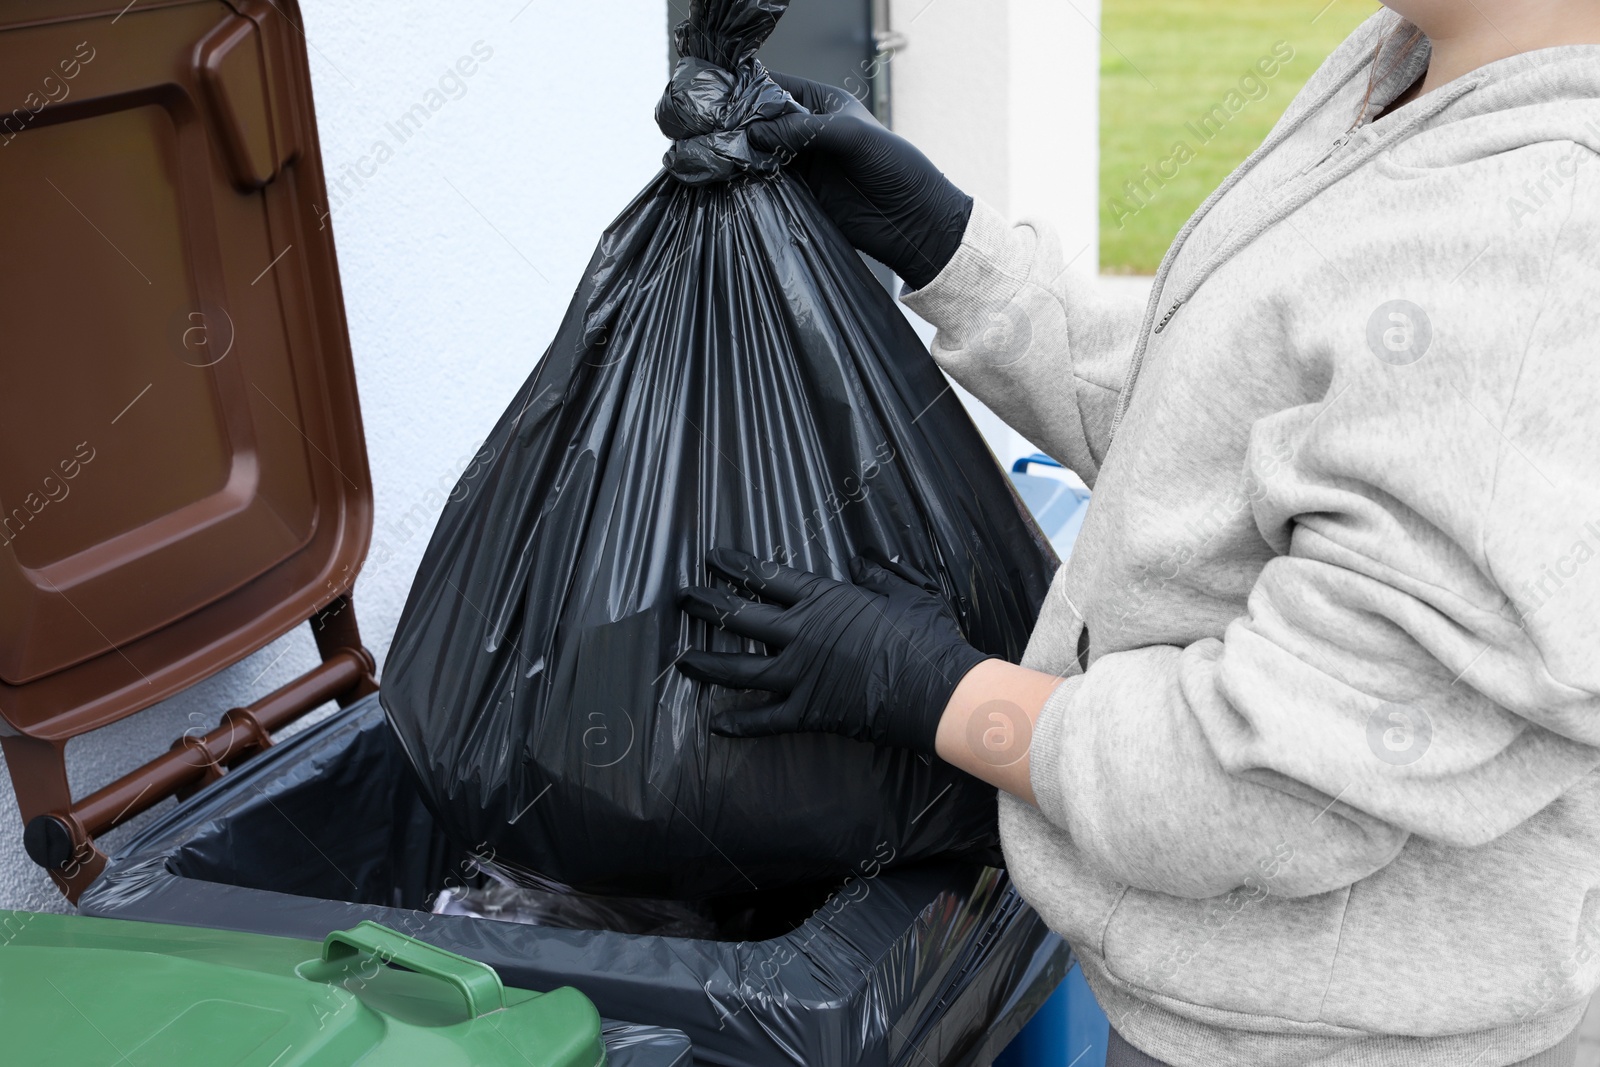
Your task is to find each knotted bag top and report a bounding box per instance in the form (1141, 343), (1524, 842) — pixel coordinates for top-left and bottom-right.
(655, 0), (807, 184)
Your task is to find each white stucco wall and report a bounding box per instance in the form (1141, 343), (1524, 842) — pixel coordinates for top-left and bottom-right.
(887, 0), (1099, 260)
(0, 0), (669, 914)
(889, 0), (1103, 472)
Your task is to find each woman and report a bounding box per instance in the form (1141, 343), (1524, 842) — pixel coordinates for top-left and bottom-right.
(678, 2), (1600, 1065)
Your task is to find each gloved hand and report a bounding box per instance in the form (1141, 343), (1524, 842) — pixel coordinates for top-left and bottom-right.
(678, 547), (995, 754)
(747, 74), (973, 291)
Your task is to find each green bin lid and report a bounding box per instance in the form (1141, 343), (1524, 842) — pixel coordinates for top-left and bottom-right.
(0, 910), (604, 1066)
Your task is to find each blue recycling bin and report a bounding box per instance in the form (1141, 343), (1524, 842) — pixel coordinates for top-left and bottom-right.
(996, 965), (1110, 1067)
(1001, 455), (1111, 1066)
(1009, 455), (1091, 559)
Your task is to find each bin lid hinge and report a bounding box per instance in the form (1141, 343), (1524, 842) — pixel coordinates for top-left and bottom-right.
(5, 594), (378, 903)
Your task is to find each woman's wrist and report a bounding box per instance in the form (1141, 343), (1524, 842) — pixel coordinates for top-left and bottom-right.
(933, 659), (1066, 805)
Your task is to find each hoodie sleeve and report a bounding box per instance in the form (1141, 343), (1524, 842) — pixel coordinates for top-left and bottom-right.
(900, 200), (1145, 487)
(1026, 160), (1600, 900)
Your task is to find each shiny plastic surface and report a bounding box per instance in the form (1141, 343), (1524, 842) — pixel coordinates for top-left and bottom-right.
(0, 910), (604, 1067)
(603, 1022), (695, 1067)
(656, 0), (802, 183)
(81, 696), (1072, 1067)
(0, 0), (371, 739)
(380, 0), (1056, 899)
(433, 867), (723, 939)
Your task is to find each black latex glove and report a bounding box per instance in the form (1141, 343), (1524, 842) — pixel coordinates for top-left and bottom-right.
(678, 548), (995, 754)
(747, 74), (973, 291)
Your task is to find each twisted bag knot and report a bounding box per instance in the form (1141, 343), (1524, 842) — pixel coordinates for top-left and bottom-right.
(656, 54), (805, 184)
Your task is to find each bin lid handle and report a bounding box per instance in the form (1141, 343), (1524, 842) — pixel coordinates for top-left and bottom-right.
(1012, 452), (1064, 474)
(321, 920), (506, 1018)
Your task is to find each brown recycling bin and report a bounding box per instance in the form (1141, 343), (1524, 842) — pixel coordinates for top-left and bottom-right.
(0, 0), (376, 903)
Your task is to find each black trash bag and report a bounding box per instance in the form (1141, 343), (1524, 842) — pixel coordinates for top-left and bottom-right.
(380, 0), (1056, 899)
(432, 858), (723, 939)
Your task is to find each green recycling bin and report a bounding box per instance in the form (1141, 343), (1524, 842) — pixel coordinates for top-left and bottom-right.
(0, 911), (606, 1066)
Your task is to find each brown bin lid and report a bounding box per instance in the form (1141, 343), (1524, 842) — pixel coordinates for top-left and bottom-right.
(0, 0), (371, 743)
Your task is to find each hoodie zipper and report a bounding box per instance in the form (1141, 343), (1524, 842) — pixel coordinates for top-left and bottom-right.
(1298, 130), (1354, 177)
(1105, 74), (1482, 440)
(1103, 57), (1372, 439)
(1152, 299), (1182, 335)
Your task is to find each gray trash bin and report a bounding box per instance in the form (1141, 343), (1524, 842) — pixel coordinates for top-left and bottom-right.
(81, 695), (1070, 1067)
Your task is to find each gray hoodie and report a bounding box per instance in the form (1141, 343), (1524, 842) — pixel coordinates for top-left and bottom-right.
(902, 13), (1600, 1067)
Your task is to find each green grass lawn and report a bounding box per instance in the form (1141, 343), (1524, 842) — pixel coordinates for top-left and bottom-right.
(1100, 0), (1381, 273)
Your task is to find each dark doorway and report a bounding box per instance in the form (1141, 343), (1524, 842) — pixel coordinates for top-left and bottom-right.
(664, 1), (900, 288)
(666, 1), (889, 120)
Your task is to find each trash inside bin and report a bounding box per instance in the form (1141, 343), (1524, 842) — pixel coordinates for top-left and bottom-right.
(603, 1023), (696, 1067)
(0, 910), (612, 1066)
(81, 694), (1071, 1067)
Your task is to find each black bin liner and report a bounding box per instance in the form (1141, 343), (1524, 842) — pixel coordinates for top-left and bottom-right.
(377, 0), (1056, 898)
(80, 696), (1071, 1067)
